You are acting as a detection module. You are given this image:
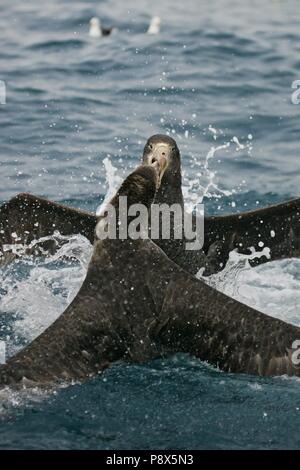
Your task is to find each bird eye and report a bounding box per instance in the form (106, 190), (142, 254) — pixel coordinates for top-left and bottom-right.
(148, 144), (153, 150)
(172, 146), (176, 151)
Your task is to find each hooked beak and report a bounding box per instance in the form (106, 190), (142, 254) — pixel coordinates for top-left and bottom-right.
(148, 143), (170, 187)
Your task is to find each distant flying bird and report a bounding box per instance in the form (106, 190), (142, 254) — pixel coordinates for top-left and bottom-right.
(147, 16), (161, 35)
(89, 17), (113, 38)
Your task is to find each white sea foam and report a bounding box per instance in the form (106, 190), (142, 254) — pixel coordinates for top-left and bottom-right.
(199, 251), (300, 327)
(0, 234), (93, 358)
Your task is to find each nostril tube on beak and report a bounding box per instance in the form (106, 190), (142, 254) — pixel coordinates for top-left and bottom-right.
(147, 143), (169, 182)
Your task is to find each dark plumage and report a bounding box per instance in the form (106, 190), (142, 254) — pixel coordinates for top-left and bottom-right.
(1, 135), (300, 387)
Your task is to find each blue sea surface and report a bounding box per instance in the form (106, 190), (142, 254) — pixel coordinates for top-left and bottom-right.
(1, 0), (300, 449)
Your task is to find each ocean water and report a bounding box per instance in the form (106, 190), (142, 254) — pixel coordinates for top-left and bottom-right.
(1, 0), (300, 450)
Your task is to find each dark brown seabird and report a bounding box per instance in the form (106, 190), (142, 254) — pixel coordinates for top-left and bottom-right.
(1, 135), (300, 387)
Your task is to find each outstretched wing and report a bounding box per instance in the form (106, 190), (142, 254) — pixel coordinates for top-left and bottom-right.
(0, 166), (163, 388)
(0, 240), (127, 388)
(203, 197), (300, 275)
(154, 269), (300, 377)
(0, 193), (97, 265)
(2, 233), (300, 387)
(0, 236), (171, 388)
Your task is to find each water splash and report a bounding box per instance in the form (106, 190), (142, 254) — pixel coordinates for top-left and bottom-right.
(1, 129), (300, 407)
(96, 156), (123, 216)
(0, 234), (92, 358)
(199, 250), (300, 327)
(182, 129), (252, 212)
(0, 385), (51, 417)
